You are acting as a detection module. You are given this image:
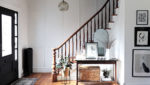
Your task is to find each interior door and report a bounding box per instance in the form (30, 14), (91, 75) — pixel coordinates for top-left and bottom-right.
(0, 7), (18, 85)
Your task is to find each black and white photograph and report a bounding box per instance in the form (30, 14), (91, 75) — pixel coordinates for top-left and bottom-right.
(132, 49), (150, 77)
(135, 27), (150, 46)
(136, 10), (148, 25)
(86, 43), (98, 59)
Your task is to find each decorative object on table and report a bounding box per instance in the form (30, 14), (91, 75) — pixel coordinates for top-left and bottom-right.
(85, 42), (98, 59)
(58, 0), (69, 11)
(11, 78), (37, 85)
(134, 27), (150, 46)
(94, 29), (109, 57)
(136, 10), (148, 25)
(94, 29), (115, 59)
(132, 49), (150, 77)
(102, 69), (111, 78)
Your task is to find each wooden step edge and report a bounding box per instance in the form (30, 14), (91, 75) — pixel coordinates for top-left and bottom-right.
(115, 7), (119, 9)
(112, 14), (118, 16)
(109, 21), (114, 23)
(105, 28), (111, 30)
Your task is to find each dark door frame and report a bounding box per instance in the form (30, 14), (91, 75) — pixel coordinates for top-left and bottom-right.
(0, 6), (18, 85)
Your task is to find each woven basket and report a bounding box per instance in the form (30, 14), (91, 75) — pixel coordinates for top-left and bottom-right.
(79, 66), (100, 82)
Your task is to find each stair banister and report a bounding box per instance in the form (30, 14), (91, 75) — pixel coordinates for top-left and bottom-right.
(52, 0), (119, 82)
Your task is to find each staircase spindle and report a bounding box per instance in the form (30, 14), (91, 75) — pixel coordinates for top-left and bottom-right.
(98, 14), (100, 29)
(113, 0), (115, 15)
(76, 34), (78, 54)
(90, 21), (92, 42)
(80, 31), (81, 50)
(105, 6), (107, 29)
(65, 43), (66, 56)
(101, 10), (103, 28)
(109, 1), (111, 22)
(72, 37), (74, 58)
(83, 27), (85, 46)
(94, 17), (96, 32)
(116, 0), (118, 8)
(87, 23), (89, 42)
(61, 47), (63, 58)
(68, 40), (70, 57)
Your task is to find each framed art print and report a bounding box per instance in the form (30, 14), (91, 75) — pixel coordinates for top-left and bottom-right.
(86, 42), (98, 59)
(132, 49), (150, 77)
(136, 10), (148, 25)
(135, 27), (150, 46)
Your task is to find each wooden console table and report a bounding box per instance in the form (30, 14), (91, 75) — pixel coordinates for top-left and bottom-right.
(76, 60), (118, 85)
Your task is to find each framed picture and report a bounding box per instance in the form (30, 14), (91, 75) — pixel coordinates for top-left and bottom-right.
(135, 27), (150, 46)
(136, 10), (148, 25)
(86, 42), (98, 59)
(132, 49), (150, 77)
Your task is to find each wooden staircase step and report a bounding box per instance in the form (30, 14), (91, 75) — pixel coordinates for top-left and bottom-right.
(105, 28), (111, 30)
(112, 14), (118, 16)
(109, 21), (114, 23)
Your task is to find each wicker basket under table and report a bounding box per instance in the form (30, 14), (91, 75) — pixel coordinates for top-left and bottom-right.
(79, 66), (100, 82)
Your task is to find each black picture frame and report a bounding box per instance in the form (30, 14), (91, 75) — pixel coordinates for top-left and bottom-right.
(132, 49), (150, 77)
(134, 27), (150, 47)
(136, 10), (148, 25)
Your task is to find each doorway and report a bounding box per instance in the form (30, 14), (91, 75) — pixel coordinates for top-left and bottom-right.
(0, 7), (18, 85)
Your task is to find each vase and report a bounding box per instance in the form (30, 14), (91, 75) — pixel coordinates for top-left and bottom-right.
(64, 67), (70, 77)
(105, 49), (110, 59)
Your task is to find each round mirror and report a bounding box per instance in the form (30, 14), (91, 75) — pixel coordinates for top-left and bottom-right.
(94, 29), (109, 56)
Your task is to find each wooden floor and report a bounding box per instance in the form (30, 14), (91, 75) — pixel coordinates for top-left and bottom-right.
(26, 73), (118, 85)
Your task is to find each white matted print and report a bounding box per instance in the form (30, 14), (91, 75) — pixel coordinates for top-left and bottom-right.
(136, 10), (148, 25)
(86, 43), (98, 59)
(133, 49), (150, 77)
(137, 31), (148, 45)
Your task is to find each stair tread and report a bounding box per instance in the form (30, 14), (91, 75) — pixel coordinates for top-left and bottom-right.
(112, 14), (118, 16)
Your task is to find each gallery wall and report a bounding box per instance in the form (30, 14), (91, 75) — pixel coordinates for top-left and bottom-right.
(0, 0), (29, 78)
(125, 0), (150, 85)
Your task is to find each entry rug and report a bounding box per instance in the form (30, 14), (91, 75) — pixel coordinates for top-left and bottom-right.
(11, 78), (37, 85)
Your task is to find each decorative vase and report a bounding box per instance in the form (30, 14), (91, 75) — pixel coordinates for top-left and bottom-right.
(105, 49), (110, 59)
(64, 67), (69, 77)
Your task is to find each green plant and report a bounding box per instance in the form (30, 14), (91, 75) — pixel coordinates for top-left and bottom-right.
(56, 56), (73, 71)
(102, 69), (111, 78)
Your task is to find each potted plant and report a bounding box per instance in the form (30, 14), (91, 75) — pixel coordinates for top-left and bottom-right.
(102, 69), (111, 78)
(56, 57), (73, 77)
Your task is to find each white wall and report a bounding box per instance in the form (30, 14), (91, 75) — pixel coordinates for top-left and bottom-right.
(27, 0), (107, 72)
(27, 0), (79, 72)
(0, 0), (28, 78)
(79, 0), (107, 25)
(125, 0), (150, 85)
(79, 0), (97, 25)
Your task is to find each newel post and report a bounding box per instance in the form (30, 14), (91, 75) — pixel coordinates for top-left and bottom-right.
(52, 48), (57, 82)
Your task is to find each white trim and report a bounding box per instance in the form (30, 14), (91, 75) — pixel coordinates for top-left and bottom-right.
(33, 67), (51, 73)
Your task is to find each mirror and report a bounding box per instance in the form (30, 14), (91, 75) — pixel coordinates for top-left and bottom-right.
(94, 29), (109, 56)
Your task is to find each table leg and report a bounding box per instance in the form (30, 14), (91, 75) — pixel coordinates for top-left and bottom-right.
(76, 62), (78, 85)
(115, 63), (117, 83)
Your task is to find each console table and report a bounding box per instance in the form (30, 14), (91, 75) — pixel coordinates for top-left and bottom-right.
(76, 60), (118, 85)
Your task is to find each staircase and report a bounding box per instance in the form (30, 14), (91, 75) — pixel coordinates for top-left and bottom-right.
(52, 0), (119, 82)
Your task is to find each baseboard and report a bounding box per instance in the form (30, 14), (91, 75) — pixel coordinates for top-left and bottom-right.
(33, 67), (51, 72)
(125, 83), (150, 85)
